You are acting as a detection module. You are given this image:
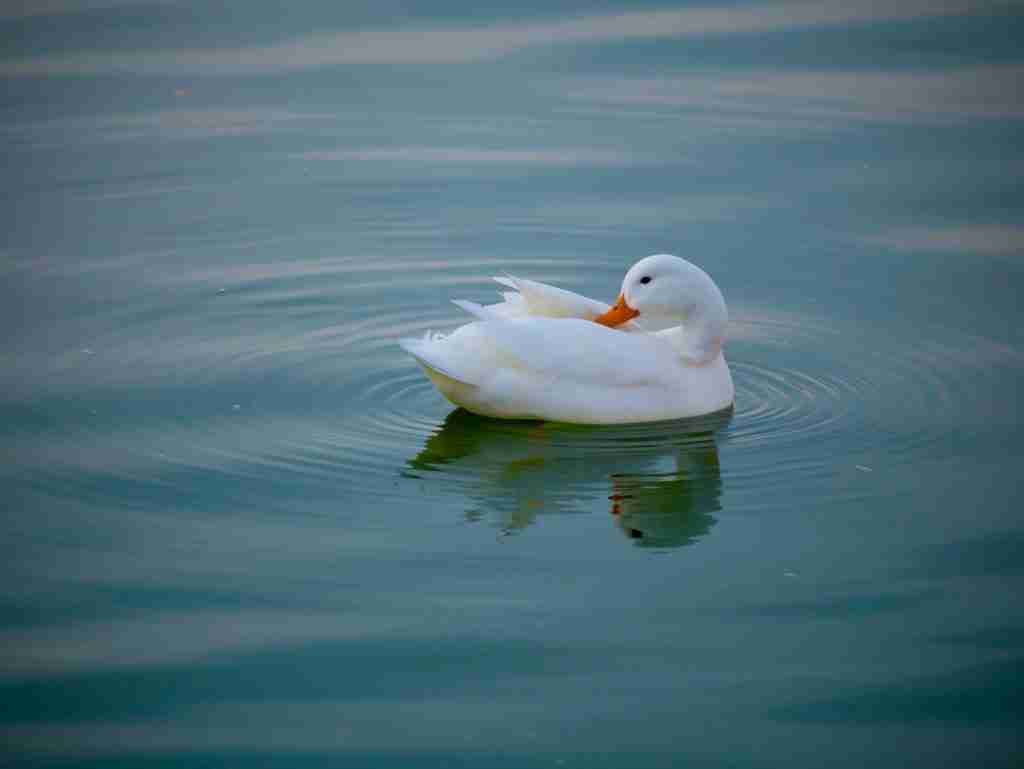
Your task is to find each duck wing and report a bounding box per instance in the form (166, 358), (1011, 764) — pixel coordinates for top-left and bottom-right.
(490, 275), (610, 320)
(478, 317), (670, 387)
(485, 275), (649, 332)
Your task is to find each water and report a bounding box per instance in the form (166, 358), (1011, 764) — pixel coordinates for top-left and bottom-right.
(2, 2), (1023, 767)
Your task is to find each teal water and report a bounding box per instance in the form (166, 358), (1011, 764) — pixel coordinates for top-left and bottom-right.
(2, 2), (1023, 767)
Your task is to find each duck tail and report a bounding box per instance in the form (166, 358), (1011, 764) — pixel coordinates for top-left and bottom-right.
(399, 335), (480, 387)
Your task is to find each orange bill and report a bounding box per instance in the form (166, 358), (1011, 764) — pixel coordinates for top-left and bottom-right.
(593, 294), (639, 327)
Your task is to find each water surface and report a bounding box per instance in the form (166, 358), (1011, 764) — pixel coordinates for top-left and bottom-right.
(2, 2), (1023, 767)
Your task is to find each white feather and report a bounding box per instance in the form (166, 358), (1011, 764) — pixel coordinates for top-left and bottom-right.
(400, 255), (734, 423)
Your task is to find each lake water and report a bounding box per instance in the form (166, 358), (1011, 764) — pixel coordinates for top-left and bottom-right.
(2, 2), (1023, 767)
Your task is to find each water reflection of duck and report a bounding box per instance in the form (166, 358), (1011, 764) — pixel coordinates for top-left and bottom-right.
(406, 407), (730, 548)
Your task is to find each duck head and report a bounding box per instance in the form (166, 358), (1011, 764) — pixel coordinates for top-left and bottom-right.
(595, 254), (728, 363)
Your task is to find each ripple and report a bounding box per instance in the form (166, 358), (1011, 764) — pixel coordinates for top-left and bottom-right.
(719, 310), (1023, 501)
(11, 258), (1023, 534)
(730, 361), (855, 449)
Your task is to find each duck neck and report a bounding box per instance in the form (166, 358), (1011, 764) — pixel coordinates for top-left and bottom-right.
(657, 306), (727, 366)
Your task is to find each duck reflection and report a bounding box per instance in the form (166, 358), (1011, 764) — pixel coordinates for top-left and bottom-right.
(406, 407), (730, 548)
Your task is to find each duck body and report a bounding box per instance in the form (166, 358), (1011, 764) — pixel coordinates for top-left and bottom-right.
(400, 254), (734, 424)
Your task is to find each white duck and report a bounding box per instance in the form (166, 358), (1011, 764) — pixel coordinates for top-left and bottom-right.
(400, 254), (734, 424)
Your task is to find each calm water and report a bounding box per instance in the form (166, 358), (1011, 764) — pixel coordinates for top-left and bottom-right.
(3, 2), (1023, 767)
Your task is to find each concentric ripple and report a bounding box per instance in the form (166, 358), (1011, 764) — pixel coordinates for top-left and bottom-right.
(12, 258), (1022, 531)
(305, 295), (1021, 520)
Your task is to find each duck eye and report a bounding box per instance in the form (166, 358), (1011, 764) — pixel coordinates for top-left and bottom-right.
(639, 276), (652, 285)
